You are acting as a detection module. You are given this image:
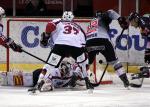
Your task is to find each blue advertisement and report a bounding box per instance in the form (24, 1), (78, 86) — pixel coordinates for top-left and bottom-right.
(20, 25), (147, 51)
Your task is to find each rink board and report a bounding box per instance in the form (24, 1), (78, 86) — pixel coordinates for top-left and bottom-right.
(0, 63), (139, 73)
(0, 18), (146, 73)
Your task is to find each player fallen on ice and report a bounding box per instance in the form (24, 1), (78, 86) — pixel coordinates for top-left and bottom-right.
(0, 7), (22, 52)
(86, 9), (130, 88)
(30, 11), (93, 93)
(128, 12), (150, 80)
(29, 61), (86, 92)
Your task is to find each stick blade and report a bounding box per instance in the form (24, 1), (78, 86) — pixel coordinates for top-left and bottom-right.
(130, 83), (142, 88)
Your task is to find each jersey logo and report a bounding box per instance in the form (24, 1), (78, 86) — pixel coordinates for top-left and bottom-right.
(87, 19), (98, 35)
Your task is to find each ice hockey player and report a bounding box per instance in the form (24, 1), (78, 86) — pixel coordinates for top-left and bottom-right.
(30, 61), (85, 92)
(128, 12), (150, 80)
(33, 11), (93, 92)
(128, 12), (150, 64)
(86, 9), (130, 88)
(0, 7), (22, 52)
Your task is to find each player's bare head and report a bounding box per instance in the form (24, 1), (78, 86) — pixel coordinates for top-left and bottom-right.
(128, 12), (140, 28)
(62, 11), (74, 21)
(0, 7), (5, 20)
(60, 61), (71, 76)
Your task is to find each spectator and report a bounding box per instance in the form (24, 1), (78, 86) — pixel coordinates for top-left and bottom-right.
(24, 0), (47, 16)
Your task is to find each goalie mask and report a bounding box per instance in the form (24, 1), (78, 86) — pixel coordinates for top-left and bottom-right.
(0, 7), (5, 20)
(62, 11), (74, 21)
(60, 61), (71, 76)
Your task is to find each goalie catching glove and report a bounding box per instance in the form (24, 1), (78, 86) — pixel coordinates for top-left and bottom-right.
(40, 32), (51, 47)
(28, 79), (53, 93)
(5, 38), (22, 52)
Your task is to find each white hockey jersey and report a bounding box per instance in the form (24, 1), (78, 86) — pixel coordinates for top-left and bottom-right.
(0, 23), (3, 36)
(86, 9), (120, 40)
(0, 23), (6, 44)
(46, 18), (86, 48)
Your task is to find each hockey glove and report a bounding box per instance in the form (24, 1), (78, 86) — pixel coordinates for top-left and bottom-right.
(6, 38), (22, 52)
(131, 66), (150, 79)
(140, 66), (150, 78)
(40, 32), (50, 47)
(141, 27), (150, 37)
(118, 17), (129, 29)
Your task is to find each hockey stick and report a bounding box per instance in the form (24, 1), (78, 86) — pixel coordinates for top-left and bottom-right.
(91, 63), (109, 87)
(130, 78), (144, 88)
(28, 85), (38, 93)
(115, 28), (125, 49)
(22, 49), (51, 66)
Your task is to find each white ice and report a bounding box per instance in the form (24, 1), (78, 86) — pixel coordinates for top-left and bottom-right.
(0, 77), (150, 107)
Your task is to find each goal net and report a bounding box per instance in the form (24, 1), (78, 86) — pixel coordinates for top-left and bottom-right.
(5, 18), (113, 85)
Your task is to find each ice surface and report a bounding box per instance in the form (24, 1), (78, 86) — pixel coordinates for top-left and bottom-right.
(1, 80), (150, 107)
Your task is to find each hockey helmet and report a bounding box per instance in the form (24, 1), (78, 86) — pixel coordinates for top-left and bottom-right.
(95, 10), (110, 18)
(143, 14), (150, 20)
(95, 10), (112, 27)
(128, 12), (140, 21)
(95, 11), (103, 17)
(0, 7), (5, 19)
(62, 11), (74, 21)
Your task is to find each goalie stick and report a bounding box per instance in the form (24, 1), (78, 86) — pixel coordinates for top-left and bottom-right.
(91, 62), (109, 87)
(28, 86), (38, 93)
(28, 80), (47, 93)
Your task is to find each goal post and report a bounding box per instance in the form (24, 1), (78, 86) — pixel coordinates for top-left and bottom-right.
(6, 18), (51, 73)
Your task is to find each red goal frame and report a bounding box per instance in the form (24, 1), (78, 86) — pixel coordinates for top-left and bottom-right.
(6, 18), (112, 84)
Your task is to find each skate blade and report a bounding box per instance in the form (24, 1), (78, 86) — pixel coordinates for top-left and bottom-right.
(87, 89), (94, 94)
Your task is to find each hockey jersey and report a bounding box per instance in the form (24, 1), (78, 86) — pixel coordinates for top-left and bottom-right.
(43, 64), (84, 88)
(86, 9), (120, 40)
(46, 18), (86, 48)
(0, 23), (6, 45)
(139, 16), (150, 37)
